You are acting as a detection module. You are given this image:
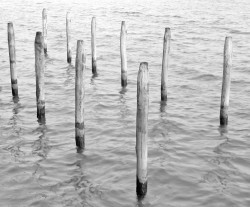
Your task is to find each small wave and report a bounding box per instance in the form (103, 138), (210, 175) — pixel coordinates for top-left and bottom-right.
(230, 29), (250, 35)
(191, 73), (220, 81)
(113, 11), (142, 16)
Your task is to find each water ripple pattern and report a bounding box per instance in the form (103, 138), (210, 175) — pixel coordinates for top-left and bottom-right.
(0, 0), (250, 206)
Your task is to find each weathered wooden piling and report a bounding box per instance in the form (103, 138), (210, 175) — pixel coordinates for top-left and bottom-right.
(8, 22), (18, 98)
(35, 32), (45, 122)
(161, 28), (171, 101)
(220, 36), (232, 125)
(120, 21), (127, 87)
(91, 17), (97, 75)
(42, 8), (47, 54)
(75, 40), (86, 149)
(66, 12), (72, 63)
(136, 62), (149, 197)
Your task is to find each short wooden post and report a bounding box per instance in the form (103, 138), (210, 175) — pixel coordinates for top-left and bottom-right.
(91, 17), (97, 75)
(66, 12), (72, 63)
(161, 28), (171, 101)
(35, 32), (45, 122)
(75, 40), (86, 149)
(136, 62), (149, 197)
(42, 8), (47, 54)
(220, 37), (232, 125)
(120, 21), (127, 87)
(8, 22), (18, 98)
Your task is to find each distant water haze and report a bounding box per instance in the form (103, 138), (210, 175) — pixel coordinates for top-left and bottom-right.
(0, 0), (250, 206)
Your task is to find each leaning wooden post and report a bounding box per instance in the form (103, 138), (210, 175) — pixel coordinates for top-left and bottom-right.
(161, 28), (171, 101)
(42, 8), (47, 54)
(35, 32), (45, 122)
(91, 17), (97, 75)
(8, 22), (18, 98)
(120, 21), (127, 87)
(66, 12), (72, 63)
(136, 62), (149, 197)
(75, 40), (86, 149)
(220, 37), (232, 125)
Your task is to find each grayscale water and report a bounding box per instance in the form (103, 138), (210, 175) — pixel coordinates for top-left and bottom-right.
(0, 0), (250, 206)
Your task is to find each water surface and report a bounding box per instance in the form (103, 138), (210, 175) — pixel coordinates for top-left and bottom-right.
(0, 0), (250, 206)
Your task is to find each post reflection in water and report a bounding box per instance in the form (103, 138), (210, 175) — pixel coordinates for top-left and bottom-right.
(10, 98), (22, 136)
(64, 64), (75, 87)
(5, 98), (23, 163)
(91, 72), (98, 87)
(32, 124), (50, 181)
(71, 153), (103, 205)
(119, 87), (128, 119)
(32, 124), (49, 160)
(137, 197), (145, 207)
(160, 100), (167, 114)
(201, 124), (233, 194)
(218, 125), (228, 137)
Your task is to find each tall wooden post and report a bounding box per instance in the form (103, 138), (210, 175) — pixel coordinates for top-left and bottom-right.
(75, 40), (86, 149)
(161, 28), (171, 101)
(66, 12), (72, 63)
(220, 37), (232, 125)
(120, 21), (127, 87)
(42, 8), (47, 54)
(91, 17), (97, 75)
(35, 32), (45, 122)
(136, 62), (149, 197)
(8, 22), (18, 98)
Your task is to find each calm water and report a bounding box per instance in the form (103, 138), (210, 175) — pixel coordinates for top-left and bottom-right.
(0, 0), (250, 206)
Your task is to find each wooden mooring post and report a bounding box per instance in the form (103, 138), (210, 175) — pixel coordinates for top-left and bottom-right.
(136, 62), (149, 197)
(35, 32), (45, 122)
(161, 28), (171, 101)
(42, 8), (48, 54)
(120, 21), (127, 87)
(75, 40), (86, 149)
(66, 12), (72, 63)
(220, 36), (232, 125)
(8, 22), (18, 98)
(91, 17), (97, 75)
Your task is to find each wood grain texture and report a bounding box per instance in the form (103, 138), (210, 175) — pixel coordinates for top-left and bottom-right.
(220, 36), (232, 125)
(42, 8), (47, 54)
(91, 17), (97, 75)
(136, 62), (149, 197)
(8, 22), (18, 97)
(66, 12), (72, 63)
(120, 21), (127, 87)
(75, 40), (86, 149)
(35, 32), (45, 123)
(161, 28), (171, 101)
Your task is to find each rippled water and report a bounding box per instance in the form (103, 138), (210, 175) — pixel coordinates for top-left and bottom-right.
(1, 0), (250, 206)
